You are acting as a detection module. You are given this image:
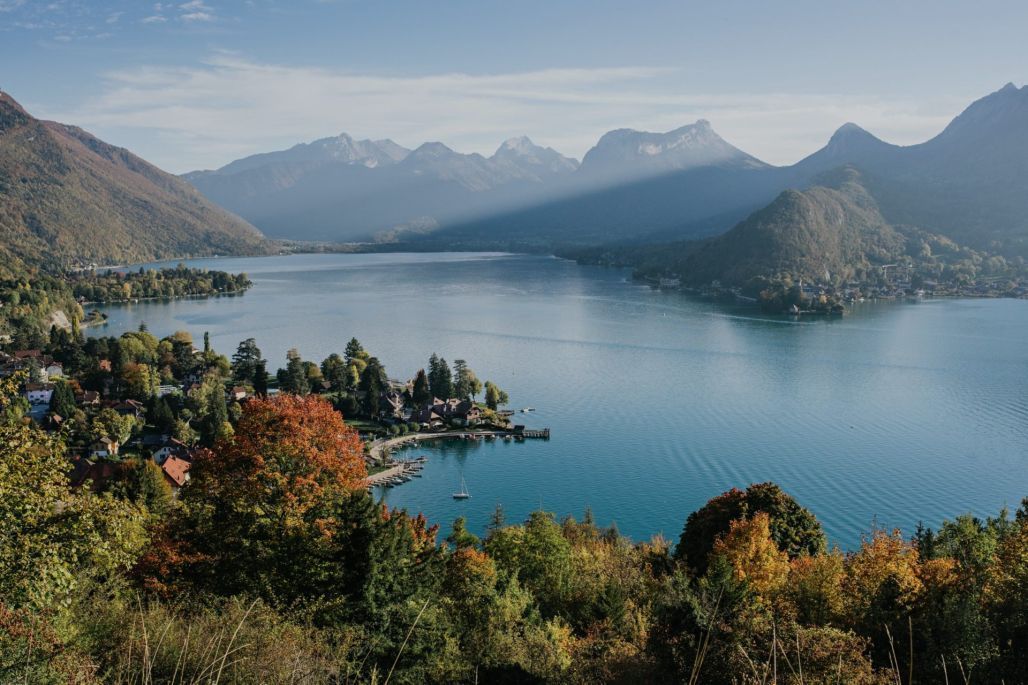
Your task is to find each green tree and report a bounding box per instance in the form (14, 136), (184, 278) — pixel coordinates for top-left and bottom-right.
(0, 375), (146, 609)
(321, 353), (348, 392)
(428, 353), (453, 399)
(91, 408), (136, 446)
(278, 348), (310, 395)
(48, 380), (76, 418)
(453, 359), (482, 401)
(231, 338), (264, 383)
(484, 381), (509, 410)
(253, 360), (269, 397)
(411, 368), (432, 406)
(676, 482), (826, 573)
(150, 396), (176, 433)
(127, 459), (175, 517)
(359, 357), (387, 416)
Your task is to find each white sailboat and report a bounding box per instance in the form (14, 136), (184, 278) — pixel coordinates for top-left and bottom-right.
(452, 474), (471, 500)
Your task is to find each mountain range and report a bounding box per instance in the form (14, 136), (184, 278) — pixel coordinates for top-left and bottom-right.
(184, 134), (581, 243)
(183, 83), (1028, 268)
(0, 92), (268, 275)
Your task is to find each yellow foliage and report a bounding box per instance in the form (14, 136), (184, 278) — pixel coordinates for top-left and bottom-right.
(785, 550), (846, 624)
(843, 529), (924, 613)
(712, 512), (790, 599)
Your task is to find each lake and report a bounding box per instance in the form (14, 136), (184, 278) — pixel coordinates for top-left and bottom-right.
(92, 252), (1028, 548)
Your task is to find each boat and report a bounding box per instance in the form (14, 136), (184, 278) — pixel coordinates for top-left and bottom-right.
(452, 475), (471, 500)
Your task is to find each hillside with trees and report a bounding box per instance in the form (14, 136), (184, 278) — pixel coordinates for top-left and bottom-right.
(0, 92), (269, 276)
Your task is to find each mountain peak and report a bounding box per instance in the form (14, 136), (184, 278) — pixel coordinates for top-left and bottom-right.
(932, 81), (1028, 145)
(410, 141), (457, 158)
(580, 119), (766, 179)
(499, 135), (535, 152)
(833, 122), (868, 136)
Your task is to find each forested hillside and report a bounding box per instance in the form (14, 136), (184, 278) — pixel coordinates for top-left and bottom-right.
(0, 93), (269, 276)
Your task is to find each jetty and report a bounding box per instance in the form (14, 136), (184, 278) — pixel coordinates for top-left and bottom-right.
(365, 460), (424, 487)
(368, 428), (551, 463)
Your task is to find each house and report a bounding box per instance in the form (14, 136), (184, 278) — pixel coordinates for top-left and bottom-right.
(152, 437), (188, 464)
(111, 399), (144, 418)
(229, 386), (248, 401)
(43, 362), (63, 379)
(380, 391), (407, 419)
(156, 385), (180, 398)
(161, 455), (191, 489)
(79, 390), (101, 407)
(69, 458), (119, 491)
(13, 349), (43, 361)
(24, 382), (55, 405)
(412, 397), (481, 427)
(89, 437), (119, 459)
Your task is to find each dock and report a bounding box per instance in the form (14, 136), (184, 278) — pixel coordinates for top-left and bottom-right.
(367, 428), (551, 463)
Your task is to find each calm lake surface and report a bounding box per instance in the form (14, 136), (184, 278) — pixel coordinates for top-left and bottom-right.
(93, 252), (1028, 548)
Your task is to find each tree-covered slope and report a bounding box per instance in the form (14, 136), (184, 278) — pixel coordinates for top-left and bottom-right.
(676, 167), (907, 285)
(0, 92), (269, 275)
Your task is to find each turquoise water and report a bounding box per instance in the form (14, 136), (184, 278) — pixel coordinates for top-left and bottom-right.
(92, 252), (1028, 548)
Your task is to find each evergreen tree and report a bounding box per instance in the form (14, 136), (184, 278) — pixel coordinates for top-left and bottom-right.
(253, 360), (269, 397)
(344, 338), (365, 366)
(231, 338), (264, 383)
(359, 357), (387, 416)
(151, 396), (176, 433)
(411, 368), (432, 406)
(428, 353), (453, 399)
(48, 380), (76, 418)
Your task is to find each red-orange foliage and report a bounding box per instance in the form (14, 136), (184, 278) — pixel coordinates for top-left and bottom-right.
(190, 394), (366, 533)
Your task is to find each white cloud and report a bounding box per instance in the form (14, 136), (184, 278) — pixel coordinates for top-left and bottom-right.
(141, 14), (166, 23)
(106, 11), (123, 24)
(0, 0), (26, 11)
(49, 55), (964, 174)
(177, 0), (214, 21)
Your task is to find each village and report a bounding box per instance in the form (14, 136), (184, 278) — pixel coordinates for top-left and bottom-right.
(0, 329), (530, 499)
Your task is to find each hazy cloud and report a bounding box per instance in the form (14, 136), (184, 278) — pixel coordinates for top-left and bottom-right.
(178, 0), (214, 21)
(50, 55), (962, 174)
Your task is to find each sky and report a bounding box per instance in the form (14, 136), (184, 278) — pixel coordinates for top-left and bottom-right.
(1, 0), (1026, 173)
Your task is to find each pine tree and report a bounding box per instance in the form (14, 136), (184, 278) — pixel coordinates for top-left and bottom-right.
(48, 380), (76, 418)
(411, 368), (432, 406)
(359, 357), (387, 416)
(428, 354), (453, 399)
(253, 360), (268, 397)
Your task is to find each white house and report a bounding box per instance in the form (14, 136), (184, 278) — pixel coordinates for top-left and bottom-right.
(24, 382), (54, 405)
(43, 362), (64, 380)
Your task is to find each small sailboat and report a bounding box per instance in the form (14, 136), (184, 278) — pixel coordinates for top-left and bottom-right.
(452, 474), (471, 500)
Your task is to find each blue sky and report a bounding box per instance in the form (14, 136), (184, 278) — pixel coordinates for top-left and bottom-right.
(1, 0), (1025, 172)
